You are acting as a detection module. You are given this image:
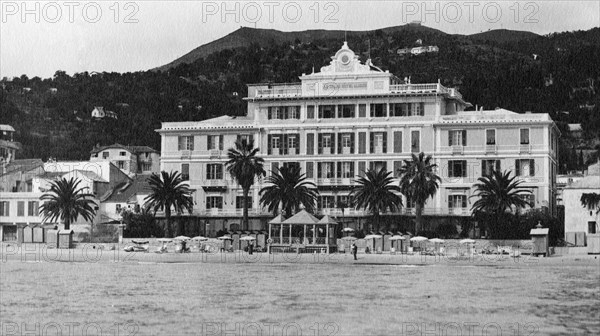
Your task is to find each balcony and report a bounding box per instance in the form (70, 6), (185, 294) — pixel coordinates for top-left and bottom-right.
(180, 150), (191, 159)
(451, 146), (464, 155)
(438, 144), (546, 155)
(255, 84), (302, 98)
(209, 150), (222, 159)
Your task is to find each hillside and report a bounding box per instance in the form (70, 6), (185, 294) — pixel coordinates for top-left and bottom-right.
(469, 29), (539, 43)
(2, 26), (599, 173)
(155, 24), (450, 72)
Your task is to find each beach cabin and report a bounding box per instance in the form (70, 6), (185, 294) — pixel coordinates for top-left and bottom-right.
(268, 210), (338, 253)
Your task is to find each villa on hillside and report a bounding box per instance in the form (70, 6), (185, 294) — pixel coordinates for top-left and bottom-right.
(157, 42), (560, 237)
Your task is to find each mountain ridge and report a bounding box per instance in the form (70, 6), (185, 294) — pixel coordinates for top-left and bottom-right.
(154, 24), (535, 72)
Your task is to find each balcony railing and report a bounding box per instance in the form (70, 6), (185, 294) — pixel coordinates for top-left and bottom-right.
(255, 85), (302, 98)
(439, 144), (546, 155)
(389, 83), (444, 94)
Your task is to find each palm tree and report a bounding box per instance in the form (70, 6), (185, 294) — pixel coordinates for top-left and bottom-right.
(226, 138), (266, 231)
(39, 177), (97, 230)
(581, 193), (600, 214)
(471, 170), (532, 238)
(144, 171), (194, 237)
(351, 168), (402, 232)
(398, 152), (441, 234)
(259, 165), (318, 216)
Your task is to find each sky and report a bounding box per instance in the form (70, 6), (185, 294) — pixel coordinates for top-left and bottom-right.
(1, 0), (598, 78)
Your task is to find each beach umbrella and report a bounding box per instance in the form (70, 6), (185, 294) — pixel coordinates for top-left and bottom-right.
(192, 236), (208, 241)
(218, 235), (233, 240)
(342, 227), (355, 232)
(174, 236), (191, 241)
(409, 236), (428, 242)
(239, 236), (256, 241)
(341, 236), (357, 241)
(429, 238), (445, 243)
(459, 239), (476, 244)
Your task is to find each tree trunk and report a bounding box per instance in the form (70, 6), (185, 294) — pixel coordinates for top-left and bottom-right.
(242, 188), (250, 231)
(176, 217), (185, 237)
(415, 203), (423, 234)
(64, 218), (70, 231)
(165, 208), (172, 238)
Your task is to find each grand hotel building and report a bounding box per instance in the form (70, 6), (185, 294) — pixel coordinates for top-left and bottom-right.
(158, 43), (559, 235)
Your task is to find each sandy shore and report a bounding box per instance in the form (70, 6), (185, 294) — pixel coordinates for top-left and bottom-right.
(1, 245), (599, 336)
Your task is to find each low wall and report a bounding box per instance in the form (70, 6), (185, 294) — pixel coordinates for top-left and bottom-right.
(553, 247), (590, 255)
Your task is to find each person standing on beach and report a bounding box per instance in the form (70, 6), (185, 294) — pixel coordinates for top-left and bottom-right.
(352, 243), (358, 260)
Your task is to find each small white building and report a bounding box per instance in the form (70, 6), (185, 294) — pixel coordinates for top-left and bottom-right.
(563, 175), (600, 246)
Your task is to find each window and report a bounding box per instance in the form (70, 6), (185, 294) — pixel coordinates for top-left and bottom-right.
(117, 161), (125, 169)
(486, 129), (496, 145)
(393, 131), (403, 153)
(17, 201), (24, 216)
(119, 151), (126, 156)
(268, 106), (283, 119)
(337, 195), (350, 208)
(102, 152), (109, 159)
(268, 135), (281, 155)
(307, 105), (315, 119)
(358, 104), (366, 118)
(206, 164), (223, 180)
(318, 196), (336, 209)
(589, 222), (597, 234)
(237, 134), (253, 144)
(181, 164), (189, 180)
(411, 130), (420, 152)
(178, 136), (194, 151)
(142, 163), (152, 171)
(236, 196), (252, 209)
(482, 160), (501, 176)
(390, 103), (409, 117)
(370, 161), (387, 172)
(520, 129), (530, 145)
(322, 135), (332, 148)
(516, 159), (535, 177)
(288, 106), (300, 119)
(206, 196), (223, 209)
(207, 135), (221, 150)
(339, 162), (354, 178)
(412, 103), (425, 116)
(448, 160), (467, 177)
(338, 134), (350, 148)
(0, 201), (9, 216)
(370, 103), (386, 117)
(28, 201), (38, 216)
(519, 194), (535, 207)
(448, 195), (467, 208)
(370, 132), (387, 153)
(287, 135), (298, 151)
(338, 104), (355, 118)
(318, 162), (335, 178)
(318, 105), (336, 119)
(283, 162), (300, 170)
(449, 130), (467, 146)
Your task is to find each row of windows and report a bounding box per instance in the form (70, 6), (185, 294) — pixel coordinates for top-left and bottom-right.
(269, 131), (420, 155)
(178, 135), (254, 151)
(184, 159), (537, 182)
(177, 129), (533, 153)
(205, 196), (252, 209)
(0, 201), (39, 217)
(269, 103), (426, 120)
(201, 194), (535, 210)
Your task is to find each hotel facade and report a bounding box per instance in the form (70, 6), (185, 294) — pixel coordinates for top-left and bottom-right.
(158, 43), (559, 236)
